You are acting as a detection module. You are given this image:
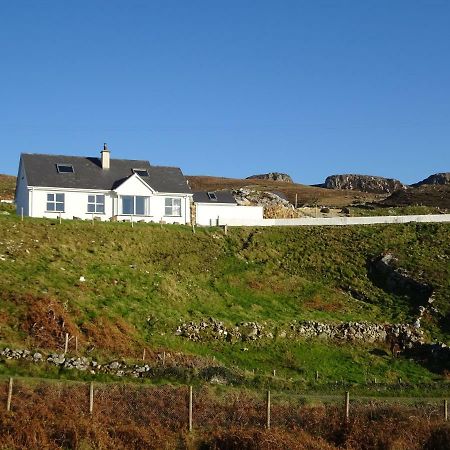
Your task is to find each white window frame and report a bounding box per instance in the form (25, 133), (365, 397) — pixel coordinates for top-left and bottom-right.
(87, 194), (105, 214)
(121, 195), (150, 216)
(46, 193), (65, 212)
(164, 197), (182, 217)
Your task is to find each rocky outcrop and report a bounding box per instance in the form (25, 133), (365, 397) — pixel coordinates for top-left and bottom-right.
(369, 253), (433, 302)
(246, 173), (293, 183)
(233, 188), (292, 208)
(175, 317), (423, 346)
(413, 172), (450, 187)
(324, 174), (405, 194)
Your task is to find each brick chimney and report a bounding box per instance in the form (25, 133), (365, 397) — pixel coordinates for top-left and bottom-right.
(101, 143), (110, 170)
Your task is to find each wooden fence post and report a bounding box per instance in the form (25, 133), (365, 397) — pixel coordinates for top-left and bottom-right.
(142, 349), (146, 361)
(266, 390), (271, 429)
(75, 335), (78, 352)
(315, 370), (319, 381)
(89, 382), (94, 415)
(345, 391), (350, 421)
(445, 399), (448, 422)
(64, 332), (69, 354)
(188, 386), (193, 432)
(21, 207), (24, 222)
(6, 377), (13, 412)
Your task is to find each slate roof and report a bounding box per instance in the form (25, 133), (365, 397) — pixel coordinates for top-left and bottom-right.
(193, 191), (237, 204)
(20, 153), (192, 194)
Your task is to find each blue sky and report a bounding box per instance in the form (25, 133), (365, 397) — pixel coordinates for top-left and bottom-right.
(1, 1), (449, 184)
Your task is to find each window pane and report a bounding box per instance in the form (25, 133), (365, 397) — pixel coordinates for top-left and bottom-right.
(97, 204), (105, 213)
(165, 198), (171, 207)
(87, 203), (95, 213)
(47, 202), (55, 211)
(122, 196), (134, 214)
(56, 193), (64, 202)
(47, 194), (54, 201)
(173, 205), (181, 216)
(56, 203), (64, 211)
(174, 198), (181, 207)
(88, 195), (95, 203)
(96, 195), (105, 204)
(165, 206), (172, 216)
(135, 196), (146, 215)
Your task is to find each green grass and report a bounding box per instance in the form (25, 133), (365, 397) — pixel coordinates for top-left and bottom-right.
(0, 214), (449, 392)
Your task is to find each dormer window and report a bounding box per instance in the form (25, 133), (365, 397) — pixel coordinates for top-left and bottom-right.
(133, 168), (149, 177)
(207, 192), (217, 201)
(56, 164), (74, 173)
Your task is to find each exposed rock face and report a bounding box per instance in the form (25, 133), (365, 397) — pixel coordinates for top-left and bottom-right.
(414, 172), (450, 187)
(324, 174), (405, 194)
(246, 173), (293, 183)
(233, 188), (292, 208)
(369, 253), (433, 302)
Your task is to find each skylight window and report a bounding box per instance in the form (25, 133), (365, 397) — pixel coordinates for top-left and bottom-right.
(133, 168), (149, 177)
(207, 192), (217, 201)
(56, 164), (74, 173)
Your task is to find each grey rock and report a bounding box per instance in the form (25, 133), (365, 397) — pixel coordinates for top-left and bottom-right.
(246, 173), (293, 183)
(324, 174), (405, 194)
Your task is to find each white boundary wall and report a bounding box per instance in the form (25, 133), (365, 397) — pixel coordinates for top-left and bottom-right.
(219, 214), (450, 227)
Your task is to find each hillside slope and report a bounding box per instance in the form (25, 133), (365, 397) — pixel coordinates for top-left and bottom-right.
(382, 184), (450, 209)
(187, 175), (384, 207)
(0, 174), (15, 200)
(0, 214), (449, 387)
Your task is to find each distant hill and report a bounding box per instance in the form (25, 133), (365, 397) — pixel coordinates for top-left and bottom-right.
(187, 175), (384, 207)
(0, 174), (15, 200)
(413, 172), (450, 187)
(382, 184), (450, 209)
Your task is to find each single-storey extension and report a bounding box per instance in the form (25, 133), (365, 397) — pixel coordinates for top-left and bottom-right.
(194, 190), (263, 226)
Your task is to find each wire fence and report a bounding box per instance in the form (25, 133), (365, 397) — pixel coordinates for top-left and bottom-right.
(1, 377), (448, 431)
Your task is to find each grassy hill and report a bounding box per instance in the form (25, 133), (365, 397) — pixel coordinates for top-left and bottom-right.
(0, 213), (449, 391)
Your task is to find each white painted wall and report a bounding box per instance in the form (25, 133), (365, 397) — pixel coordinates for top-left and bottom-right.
(23, 182), (192, 224)
(218, 214), (450, 227)
(28, 188), (114, 221)
(196, 203), (264, 226)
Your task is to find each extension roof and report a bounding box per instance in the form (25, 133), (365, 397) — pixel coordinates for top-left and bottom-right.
(193, 191), (237, 204)
(20, 153), (192, 194)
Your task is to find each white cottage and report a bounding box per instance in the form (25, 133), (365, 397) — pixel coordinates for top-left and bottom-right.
(15, 145), (193, 224)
